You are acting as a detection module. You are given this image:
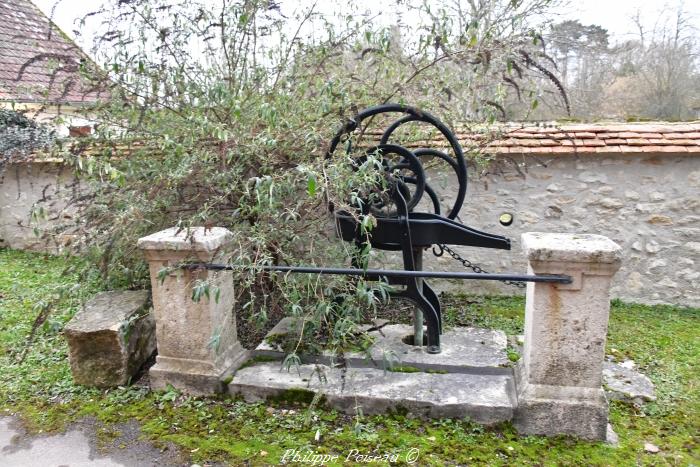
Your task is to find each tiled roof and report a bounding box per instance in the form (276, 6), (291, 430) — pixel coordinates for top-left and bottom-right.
(17, 122), (700, 163)
(0, 0), (106, 104)
(368, 122), (700, 156)
(480, 122), (700, 155)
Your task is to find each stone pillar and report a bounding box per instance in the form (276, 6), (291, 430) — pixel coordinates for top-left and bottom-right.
(137, 227), (248, 394)
(514, 232), (622, 440)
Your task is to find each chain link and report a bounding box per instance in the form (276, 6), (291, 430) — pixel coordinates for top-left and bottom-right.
(433, 243), (526, 289)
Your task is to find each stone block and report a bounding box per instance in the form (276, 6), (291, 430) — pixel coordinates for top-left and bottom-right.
(513, 367), (609, 440)
(603, 360), (656, 404)
(64, 290), (155, 388)
(136, 226), (233, 256)
(521, 232), (622, 265)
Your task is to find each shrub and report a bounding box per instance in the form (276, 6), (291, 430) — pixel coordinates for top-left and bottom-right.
(45, 0), (566, 351)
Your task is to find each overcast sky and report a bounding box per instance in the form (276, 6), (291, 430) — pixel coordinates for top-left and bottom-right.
(550, 0), (698, 39)
(34, 0), (699, 53)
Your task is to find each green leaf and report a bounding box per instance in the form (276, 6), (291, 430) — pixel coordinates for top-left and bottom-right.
(307, 173), (316, 197)
(192, 281), (210, 302)
(208, 328), (221, 352)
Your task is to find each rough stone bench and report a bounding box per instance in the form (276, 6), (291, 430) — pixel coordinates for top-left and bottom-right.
(64, 290), (156, 387)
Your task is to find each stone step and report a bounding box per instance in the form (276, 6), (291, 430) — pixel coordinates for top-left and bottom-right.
(255, 318), (512, 375)
(228, 362), (516, 425)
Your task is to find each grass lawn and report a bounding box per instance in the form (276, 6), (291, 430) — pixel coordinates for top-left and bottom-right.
(0, 248), (698, 466)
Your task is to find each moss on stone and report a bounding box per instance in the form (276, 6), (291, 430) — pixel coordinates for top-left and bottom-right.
(387, 365), (421, 373)
(507, 347), (521, 362)
(268, 387), (317, 405)
(236, 354), (282, 371)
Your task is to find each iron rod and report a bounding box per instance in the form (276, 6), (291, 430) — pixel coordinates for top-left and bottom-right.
(413, 249), (424, 348)
(182, 263), (572, 284)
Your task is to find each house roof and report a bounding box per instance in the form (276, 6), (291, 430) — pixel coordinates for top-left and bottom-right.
(368, 121), (700, 156)
(0, 0), (106, 104)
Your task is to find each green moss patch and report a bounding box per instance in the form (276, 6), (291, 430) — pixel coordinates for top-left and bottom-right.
(237, 354), (282, 371)
(267, 387), (319, 405)
(386, 365), (422, 373)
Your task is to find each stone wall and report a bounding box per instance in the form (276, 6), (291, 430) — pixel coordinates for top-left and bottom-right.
(376, 152), (698, 307)
(2, 152), (699, 306)
(0, 161), (79, 252)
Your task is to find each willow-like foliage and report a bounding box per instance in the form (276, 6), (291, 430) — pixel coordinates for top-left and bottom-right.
(32, 0), (567, 354)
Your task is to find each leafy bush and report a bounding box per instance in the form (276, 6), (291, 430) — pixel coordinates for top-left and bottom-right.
(48, 0), (566, 351)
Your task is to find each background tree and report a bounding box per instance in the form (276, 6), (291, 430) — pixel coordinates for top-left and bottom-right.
(524, 4), (700, 121)
(603, 6), (699, 120)
(545, 20), (612, 118)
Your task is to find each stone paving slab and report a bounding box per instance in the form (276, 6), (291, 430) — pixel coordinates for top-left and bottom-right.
(229, 362), (515, 425)
(360, 324), (510, 373)
(603, 360), (656, 403)
(256, 318), (511, 374)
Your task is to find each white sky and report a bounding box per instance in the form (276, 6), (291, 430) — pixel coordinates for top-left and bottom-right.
(34, 0), (699, 53)
(550, 0), (699, 40)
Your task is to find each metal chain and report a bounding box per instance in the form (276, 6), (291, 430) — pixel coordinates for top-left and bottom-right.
(433, 243), (526, 289)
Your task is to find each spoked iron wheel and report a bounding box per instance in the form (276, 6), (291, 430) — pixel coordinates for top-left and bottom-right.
(327, 104), (468, 219)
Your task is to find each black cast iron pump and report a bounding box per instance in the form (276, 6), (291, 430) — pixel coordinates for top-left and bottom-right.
(327, 104), (512, 354)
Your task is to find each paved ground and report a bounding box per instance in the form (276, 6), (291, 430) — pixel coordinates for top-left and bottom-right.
(0, 416), (189, 467)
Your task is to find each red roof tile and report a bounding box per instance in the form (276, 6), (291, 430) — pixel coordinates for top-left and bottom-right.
(367, 122), (700, 156)
(0, 0), (107, 104)
(487, 123), (700, 155)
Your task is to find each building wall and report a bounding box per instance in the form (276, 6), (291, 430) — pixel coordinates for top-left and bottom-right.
(0, 161), (79, 252)
(2, 153), (699, 306)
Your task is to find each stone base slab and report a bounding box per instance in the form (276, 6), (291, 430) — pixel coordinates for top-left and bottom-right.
(150, 343), (250, 395)
(256, 318), (511, 374)
(229, 362), (516, 425)
(513, 394), (608, 440)
(232, 318), (517, 424)
(513, 372), (609, 440)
